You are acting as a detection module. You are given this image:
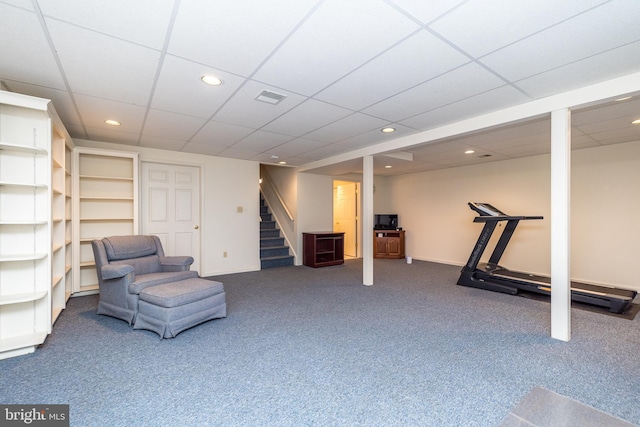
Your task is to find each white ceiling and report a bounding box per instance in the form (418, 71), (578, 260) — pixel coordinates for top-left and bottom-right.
(1, 0), (640, 176)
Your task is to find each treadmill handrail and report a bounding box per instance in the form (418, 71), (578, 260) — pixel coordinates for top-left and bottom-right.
(473, 215), (543, 222)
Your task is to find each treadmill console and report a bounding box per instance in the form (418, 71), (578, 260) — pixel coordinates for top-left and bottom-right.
(468, 202), (508, 217)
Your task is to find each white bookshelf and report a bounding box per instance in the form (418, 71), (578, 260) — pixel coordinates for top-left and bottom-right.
(73, 148), (138, 294)
(0, 90), (73, 360)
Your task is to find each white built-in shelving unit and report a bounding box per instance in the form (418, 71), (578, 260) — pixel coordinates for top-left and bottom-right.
(73, 147), (138, 295)
(0, 90), (74, 360)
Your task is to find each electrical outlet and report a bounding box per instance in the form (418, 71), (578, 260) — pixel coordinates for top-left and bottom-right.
(237, 206), (243, 213)
(223, 251), (228, 258)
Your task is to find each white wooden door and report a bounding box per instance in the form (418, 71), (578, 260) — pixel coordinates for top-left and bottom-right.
(333, 181), (358, 258)
(141, 162), (201, 272)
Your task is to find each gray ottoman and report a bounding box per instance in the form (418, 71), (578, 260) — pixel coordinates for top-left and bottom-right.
(134, 277), (226, 338)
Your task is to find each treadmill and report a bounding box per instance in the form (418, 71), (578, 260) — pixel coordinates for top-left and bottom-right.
(457, 202), (637, 314)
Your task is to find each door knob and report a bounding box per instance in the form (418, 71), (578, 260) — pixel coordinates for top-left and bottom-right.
(194, 225), (199, 229)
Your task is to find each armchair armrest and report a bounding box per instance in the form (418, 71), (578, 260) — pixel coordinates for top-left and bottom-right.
(101, 264), (135, 280)
(159, 256), (194, 272)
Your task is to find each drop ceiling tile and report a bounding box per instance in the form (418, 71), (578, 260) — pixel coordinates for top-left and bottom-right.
(151, 55), (245, 119)
(46, 19), (160, 105)
(471, 134), (549, 152)
(189, 119), (255, 146)
(168, 0), (318, 76)
(213, 80), (306, 129)
(480, 0), (640, 82)
(37, 0), (175, 49)
(265, 156), (307, 167)
(269, 138), (330, 157)
(430, 0), (608, 57)
(0, 6), (66, 90)
(387, 0), (467, 24)
(231, 131), (292, 153)
(253, 0), (420, 95)
(573, 97), (640, 125)
(315, 30), (470, 110)
(401, 85), (530, 130)
(180, 141), (225, 156)
(453, 118), (550, 147)
(142, 109), (206, 140)
(261, 99), (353, 137)
(575, 116), (638, 135)
(586, 126), (640, 144)
(303, 113), (389, 143)
(339, 124), (418, 149)
(373, 155), (413, 170)
(251, 153), (289, 164)
(514, 40), (640, 99)
(63, 123), (88, 140)
(216, 146), (262, 160)
(74, 94), (147, 134)
(2, 81), (82, 126)
(84, 126), (140, 146)
(411, 140), (468, 158)
(432, 152), (511, 168)
(495, 142), (551, 158)
(572, 135), (599, 149)
(139, 135), (188, 152)
(363, 62), (506, 123)
(416, 144), (489, 162)
(295, 144), (353, 161)
(2, 1), (34, 9)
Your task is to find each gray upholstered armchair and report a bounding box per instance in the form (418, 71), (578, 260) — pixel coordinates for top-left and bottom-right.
(92, 235), (198, 324)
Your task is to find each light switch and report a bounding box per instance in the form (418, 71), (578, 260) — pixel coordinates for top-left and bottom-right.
(237, 206), (243, 213)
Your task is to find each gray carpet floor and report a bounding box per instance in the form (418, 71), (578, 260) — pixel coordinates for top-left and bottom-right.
(1, 259), (638, 426)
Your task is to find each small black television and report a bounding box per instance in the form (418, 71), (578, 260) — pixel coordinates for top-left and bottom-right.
(374, 214), (398, 230)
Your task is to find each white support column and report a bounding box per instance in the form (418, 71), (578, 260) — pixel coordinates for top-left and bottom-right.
(362, 156), (374, 286)
(550, 108), (571, 341)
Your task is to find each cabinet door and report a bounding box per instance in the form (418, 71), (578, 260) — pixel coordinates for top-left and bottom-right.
(375, 237), (388, 256)
(387, 237), (401, 256)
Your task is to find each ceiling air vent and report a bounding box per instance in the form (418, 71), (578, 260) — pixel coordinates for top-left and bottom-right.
(478, 154), (492, 158)
(255, 90), (286, 105)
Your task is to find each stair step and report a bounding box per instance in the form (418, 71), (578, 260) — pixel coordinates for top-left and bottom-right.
(260, 229), (280, 238)
(261, 255), (294, 269)
(260, 221), (276, 230)
(260, 245), (290, 258)
(260, 237), (284, 247)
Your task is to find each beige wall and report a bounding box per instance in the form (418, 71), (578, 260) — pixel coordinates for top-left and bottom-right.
(296, 172), (334, 265)
(387, 140), (640, 291)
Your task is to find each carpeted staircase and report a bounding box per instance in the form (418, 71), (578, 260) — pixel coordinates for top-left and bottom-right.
(260, 193), (294, 269)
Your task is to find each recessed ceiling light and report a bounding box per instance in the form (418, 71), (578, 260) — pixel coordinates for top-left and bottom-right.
(278, 161), (287, 165)
(384, 165), (392, 169)
(270, 155), (279, 159)
(632, 119), (640, 125)
(465, 149), (475, 154)
(105, 119), (121, 126)
(381, 127), (396, 133)
(615, 96), (632, 102)
(201, 75), (223, 86)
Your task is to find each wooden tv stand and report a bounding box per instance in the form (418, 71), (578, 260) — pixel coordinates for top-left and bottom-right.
(373, 230), (405, 259)
(303, 232), (345, 267)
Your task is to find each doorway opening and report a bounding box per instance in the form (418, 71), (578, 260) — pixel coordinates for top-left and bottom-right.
(333, 180), (360, 259)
